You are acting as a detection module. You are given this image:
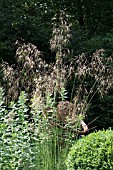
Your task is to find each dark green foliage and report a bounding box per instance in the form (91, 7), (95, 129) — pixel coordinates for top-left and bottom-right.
(66, 130), (113, 170)
(87, 94), (113, 130)
(0, 0), (52, 63)
(1, 0), (113, 63)
(83, 32), (113, 56)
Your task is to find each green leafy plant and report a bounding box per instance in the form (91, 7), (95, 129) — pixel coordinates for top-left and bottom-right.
(66, 129), (113, 170)
(0, 87), (72, 170)
(0, 89), (35, 169)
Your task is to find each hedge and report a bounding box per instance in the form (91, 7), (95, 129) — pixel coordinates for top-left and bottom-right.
(66, 130), (113, 170)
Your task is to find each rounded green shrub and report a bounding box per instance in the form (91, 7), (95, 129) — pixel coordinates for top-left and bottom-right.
(66, 130), (113, 170)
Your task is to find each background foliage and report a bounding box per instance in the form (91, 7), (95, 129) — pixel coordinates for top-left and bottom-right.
(1, 0), (113, 63)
